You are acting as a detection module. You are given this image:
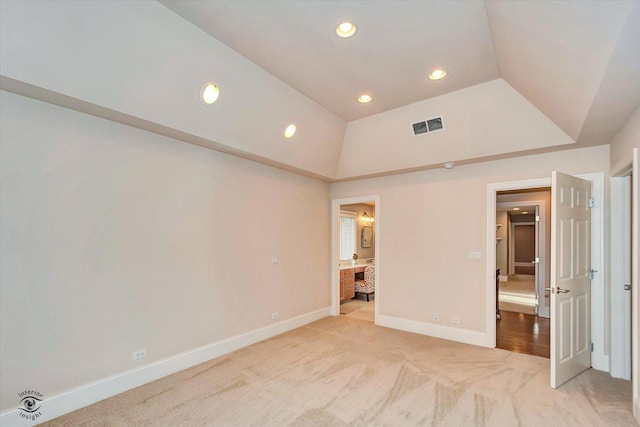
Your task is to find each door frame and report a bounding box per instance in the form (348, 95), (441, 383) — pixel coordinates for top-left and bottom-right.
(486, 173), (606, 372)
(331, 195), (380, 323)
(610, 170), (632, 379)
(611, 148), (639, 420)
(510, 221), (536, 275)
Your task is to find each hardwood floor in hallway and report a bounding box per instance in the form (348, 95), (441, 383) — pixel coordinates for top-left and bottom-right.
(496, 310), (550, 358)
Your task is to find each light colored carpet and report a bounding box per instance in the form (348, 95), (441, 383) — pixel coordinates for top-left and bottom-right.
(43, 316), (634, 426)
(340, 298), (374, 322)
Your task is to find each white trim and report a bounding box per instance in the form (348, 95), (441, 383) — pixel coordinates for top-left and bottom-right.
(0, 307), (330, 426)
(486, 174), (606, 373)
(331, 195), (380, 323)
(377, 315), (491, 348)
(632, 148), (639, 416)
(610, 175), (632, 379)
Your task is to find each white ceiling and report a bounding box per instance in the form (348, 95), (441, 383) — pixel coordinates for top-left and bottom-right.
(161, 0), (640, 145)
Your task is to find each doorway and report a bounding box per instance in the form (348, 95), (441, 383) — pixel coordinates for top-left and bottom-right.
(338, 201), (376, 322)
(495, 189), (551, 358)
(486, 173), (606, 387)
(611, 166), (633, 380)
(331, 195), (380, 323)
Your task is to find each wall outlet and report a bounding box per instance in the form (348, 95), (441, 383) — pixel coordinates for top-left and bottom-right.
(271, 255), (279, 264)
(433, 313), (439, 321)
(133, 349), (147, 360)
(450, 317), (460, 324)
(271, 312), (279, 320)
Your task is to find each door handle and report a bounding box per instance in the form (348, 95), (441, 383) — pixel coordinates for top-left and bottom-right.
(625, 283), (631, 291)
(545, 287), (570, 294)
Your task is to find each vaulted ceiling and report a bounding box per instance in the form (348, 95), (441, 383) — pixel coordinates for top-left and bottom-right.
(1, 1), (639, 181)
(161, 0), (640, 146)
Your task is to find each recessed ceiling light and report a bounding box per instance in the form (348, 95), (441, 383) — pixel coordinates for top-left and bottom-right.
(284, 124), (296, 138)
(201, 83), (220, 104)
(522, 211), (529, 214)
(512, 207), (520, 211)
(336, 21), (357, 38)
(428, 69), (447, 80)
(358, 94), (372, 103)
(443, 162), (455, 169)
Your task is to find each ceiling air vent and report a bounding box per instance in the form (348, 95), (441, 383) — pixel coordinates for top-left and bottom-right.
(412, 116), (444, 136)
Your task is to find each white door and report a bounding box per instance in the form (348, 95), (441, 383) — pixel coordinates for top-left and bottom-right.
(534, 205), (541, 315)
(623, 176), (632, 380)
(550, 171), (592, 388)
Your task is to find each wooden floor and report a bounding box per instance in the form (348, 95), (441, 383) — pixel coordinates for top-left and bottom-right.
(496, 310), (550, 358)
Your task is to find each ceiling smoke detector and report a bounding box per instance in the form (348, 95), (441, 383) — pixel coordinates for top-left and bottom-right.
(412, 116), (445, 136)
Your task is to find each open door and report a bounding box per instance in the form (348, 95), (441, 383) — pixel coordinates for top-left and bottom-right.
(550, 171), (592, 388)
(533, 205), (542, 315)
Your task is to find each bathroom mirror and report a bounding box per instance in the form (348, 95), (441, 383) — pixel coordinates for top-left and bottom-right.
(361, 226), (373, 248)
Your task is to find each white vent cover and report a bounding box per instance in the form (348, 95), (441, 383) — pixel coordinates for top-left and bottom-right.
(412, 116), (444, 136)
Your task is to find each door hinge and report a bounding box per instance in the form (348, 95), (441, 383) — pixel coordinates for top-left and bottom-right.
(589, 197), (595, 208)
(590, 343), (594, 352)
(535, 215), (540, 222)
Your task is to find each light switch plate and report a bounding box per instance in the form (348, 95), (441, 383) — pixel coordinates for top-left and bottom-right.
(468, 251), (482, 261)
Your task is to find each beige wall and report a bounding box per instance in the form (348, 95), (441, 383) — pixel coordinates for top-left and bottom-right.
(0, 1), (346, 179)
(331, 145), (609, 333)
(0, 91), (331, 411)
(340, 203), (376, 260)
(610, 106), (640, 173)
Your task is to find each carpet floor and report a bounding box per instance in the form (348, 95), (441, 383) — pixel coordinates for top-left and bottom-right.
(340, 297), (374, 322)
(43, 316), (634, 426)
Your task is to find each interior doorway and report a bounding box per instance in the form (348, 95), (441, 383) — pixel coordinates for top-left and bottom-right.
(611, 168), (633, 380)
(495, 188), (551, 358)
(487, 173), (606, 388)
(338, 201), (376, 322)
(331, 195), (380, 324)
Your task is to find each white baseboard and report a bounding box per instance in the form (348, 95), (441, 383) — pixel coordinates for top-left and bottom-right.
(0, 307), (330, 426)
(377, 314), (491, 348)
(635, 397), (640, 423)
